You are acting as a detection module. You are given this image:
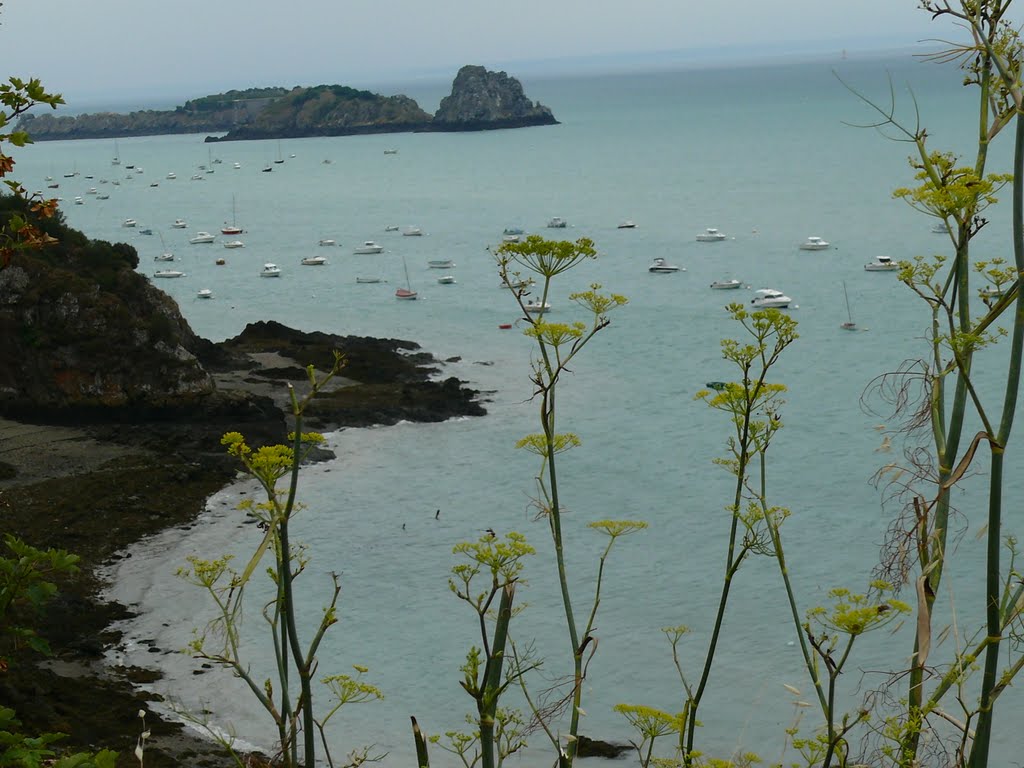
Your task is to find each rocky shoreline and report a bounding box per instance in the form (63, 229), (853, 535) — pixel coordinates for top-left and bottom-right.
(0, 321), (486, 767)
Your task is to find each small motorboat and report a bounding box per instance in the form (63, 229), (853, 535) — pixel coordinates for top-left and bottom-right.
(799, 236), (830, 251)
(223, 240), (245, 249)
(750, 288), (792, 308)
(547, 217), (568, 228)
(166, 172), (176, 180)
(73, 196), (84, 205)
(154, 253), (175, 262)
(153, 270), (185, 278)
(233, 162), (241, 169)
(403, 227), (423, 236)
(428, 259), (455, 269)
(696, 227), (727, 242)
(260, 263), (282, 277)
(524, 299), (551, 314)
(318, 239), (336, 246)
(864, 255), (898, 272)
(356, 276), (382, 284)
(122, 218), (137, 228)
(171, 219), (187, 228)
(197, 288), (214, 299)
(437, 275), (457, 284)
(502, 227), (524, 243)
(139, 228), (154, 236)
(301, 256), (327, 266)
(617, 220), (637, 229)
(710, 279), (742, 290)
(648, 257), (682, 273)
(354, 240), (384, 254)
(384, 148), (399, 154)
(384, 225), (399, 232)
(189, 231), (216, 244)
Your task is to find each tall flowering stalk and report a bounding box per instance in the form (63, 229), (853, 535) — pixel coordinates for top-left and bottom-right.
(495, 237), (643, 767)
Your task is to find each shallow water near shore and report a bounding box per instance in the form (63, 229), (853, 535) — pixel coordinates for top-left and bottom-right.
(25, 53), (1024, 764)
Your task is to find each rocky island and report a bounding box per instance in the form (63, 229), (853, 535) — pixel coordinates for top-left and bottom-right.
(0, 195), (485, 765)
(16, 65), (558, 143)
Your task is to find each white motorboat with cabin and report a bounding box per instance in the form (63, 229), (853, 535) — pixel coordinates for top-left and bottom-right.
(354, 240), (384, 254)
(318, 239), (336, 246)
(154, 253), (175, 262)
(260, 263), (282, 278)
(301, 256), (327, 266)
(403, 226), (423, 236)
(223, 240), (245, 249)
(171, 219), (187, 228)
(696, 228), (727, 242)
(197, 289), (214, 299)
(648, 257), (681, 273)
(710, 279), (742, 290)
(189, 231), (216, 244)
(153, 269), (185, 278)
(864, 255), (898, 272)
(524, 299), (552, 314)
(122, 218), (137, 228)
(799, 236), (830, 250)
(751, 288), (792, 308)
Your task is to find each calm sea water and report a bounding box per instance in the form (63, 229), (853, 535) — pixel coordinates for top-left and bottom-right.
(18, 53), (1024, 764)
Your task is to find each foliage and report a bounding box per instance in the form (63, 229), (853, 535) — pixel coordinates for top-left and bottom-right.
(181, 355), (383, 768)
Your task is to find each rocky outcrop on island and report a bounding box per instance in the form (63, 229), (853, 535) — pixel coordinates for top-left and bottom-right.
(204, 85), (432, 142)
(16, 87), (290, 140)
(16, 67), (556, 142)
(424, 65), (558, 131)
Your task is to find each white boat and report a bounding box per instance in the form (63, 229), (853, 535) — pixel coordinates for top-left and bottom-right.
(222, 196), (244, 235)
(799, 236), (830, 250)
(354, 240), (384, 254)
(980, 286), (1006, 299)
(301, 256), (328, 266)
(233, 162), (241, 169)
(189, 231), (216, 244)
(223, 240), (245, 249)
(547, 217), (567, 228)
(384, 225), (399, 232)
(356, 276), (382, 284)
(171, 219), (187, 229)
(617, 220), (637, 229)
(403, 227), (423, 236)
(154, 253), (175, 262)
(73, 196), (84, 205)
(524, 299), (551, 314)
(166, 172), (176, 180)
(648, 257), (681, 273)
(197, 289), (214, 299)
(864, 255), (898, 272)
(710, 279), (742, 290)
(428, 259), (455, 269)
(437, 275), (457, 284)
(318, 239), (336, 246)
(696, 227), (727, 242)
(86, 188), (98, 195)
(153, 270), (185, 278)
(122, 218), (137, 228)
(260, 263), (282, 278)
(751, 288), (792, 308)
(502, 227), (524, 243)
(96, 193), (109, 200)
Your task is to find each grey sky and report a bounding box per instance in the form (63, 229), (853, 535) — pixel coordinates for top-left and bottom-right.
(3, 2), (968, 105)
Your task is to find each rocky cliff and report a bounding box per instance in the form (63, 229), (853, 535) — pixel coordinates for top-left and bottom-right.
(16, 68), (556, 142)
(426, 65), (558, 131)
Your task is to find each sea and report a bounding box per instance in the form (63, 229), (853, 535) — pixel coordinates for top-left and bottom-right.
(15, 52), (1024, 765)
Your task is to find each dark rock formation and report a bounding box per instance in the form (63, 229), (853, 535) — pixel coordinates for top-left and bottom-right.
(205, 85), (431, 142)
(16, 68), (556, 142)
(425, 65), (558, 131)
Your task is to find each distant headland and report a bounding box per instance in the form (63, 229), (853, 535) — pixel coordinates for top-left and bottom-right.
(15, 65), (558, 142)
